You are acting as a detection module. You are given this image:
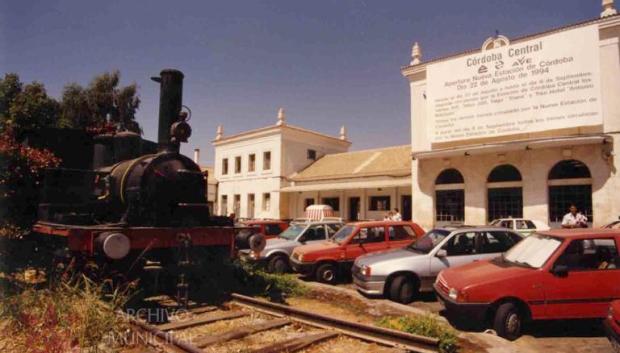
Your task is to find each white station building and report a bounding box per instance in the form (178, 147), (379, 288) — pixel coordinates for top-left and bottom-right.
(213, 109), (350, 219)
(402, 2), (620, 229)
(212, 109), (413, 220)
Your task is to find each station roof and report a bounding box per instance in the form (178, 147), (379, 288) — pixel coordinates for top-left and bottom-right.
(289, 145), (411, 182)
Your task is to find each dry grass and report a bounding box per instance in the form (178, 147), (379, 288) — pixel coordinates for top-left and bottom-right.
(0, 275), (130, 353)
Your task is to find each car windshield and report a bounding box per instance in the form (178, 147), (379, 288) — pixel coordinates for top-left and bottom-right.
(503, 233), (562, 268)
(332, 225), (355, 244)
(279, 224), (306, 241)
(407, 229), (450, 254)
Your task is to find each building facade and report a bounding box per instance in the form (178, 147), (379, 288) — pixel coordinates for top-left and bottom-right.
(213, 109), (351, 219)
(402, 6), (620, 229)
(282, 145), (412, 221)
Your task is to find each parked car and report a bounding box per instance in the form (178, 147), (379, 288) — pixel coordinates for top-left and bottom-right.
(489, 218), (549, 236)
(289, 221), (425, 284)
(241, 219), (289, 239)
(434, 229), (620, 340)
(605, 300), (620, 353)
(353, 226), (523, 303)
(239, 218), (344, 273)
(604, 219), (620, 229)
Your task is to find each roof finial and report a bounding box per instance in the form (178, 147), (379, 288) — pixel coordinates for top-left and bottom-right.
(276, 107), (286, 126)
(410, 42), (422, 66)
(602, 0), (618, 17)
(215, 124), (223, 140)
(339, 125), (347, 140)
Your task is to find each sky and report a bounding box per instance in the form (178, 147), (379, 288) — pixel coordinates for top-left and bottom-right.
(0, 0), (599, 165)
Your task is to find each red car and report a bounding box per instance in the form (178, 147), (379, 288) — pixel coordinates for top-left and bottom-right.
(241, 220), (289, 239)
(606, 300), (620, 353)
(289, 221), (425, 284)
(434, 229), (620, 340)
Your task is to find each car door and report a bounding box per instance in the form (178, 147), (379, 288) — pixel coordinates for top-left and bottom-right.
(515, 220), (535, 237)
(429, 231), (489, 276)
(345, 226), (388, 260)
(387, 225), (417, 248)
(325, 223), (341, 240)
(541, 237), (620, 319)
(477, 230), (521, 260)
(300, 224), (328, 245)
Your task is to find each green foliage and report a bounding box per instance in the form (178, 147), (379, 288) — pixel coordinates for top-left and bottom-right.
(377, 315), (458, 353)
(0, 73), (23, 123)
(237, 261), (308, 297)
(58, 83), (90, 128)
(5, 82), (59, 133)
(0, 275), (130, 353)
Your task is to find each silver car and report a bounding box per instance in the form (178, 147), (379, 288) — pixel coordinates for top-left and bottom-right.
(240, 218), (343, 273)
(352, 226), (523, 303)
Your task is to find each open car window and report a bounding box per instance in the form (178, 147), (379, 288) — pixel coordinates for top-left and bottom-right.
(350, 227), (385, 244)
(554, 238), (619, 271)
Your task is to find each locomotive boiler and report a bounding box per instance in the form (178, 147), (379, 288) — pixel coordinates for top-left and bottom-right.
(32, 69), (263, 301)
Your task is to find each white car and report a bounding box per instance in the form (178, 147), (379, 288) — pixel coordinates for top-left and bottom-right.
(489, 218), (550, 236)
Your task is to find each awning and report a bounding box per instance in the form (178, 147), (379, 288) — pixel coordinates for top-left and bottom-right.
(412, 135), (611, 160)
(280, 178), (411, 192)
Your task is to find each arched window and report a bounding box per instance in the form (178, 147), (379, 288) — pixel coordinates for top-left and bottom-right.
(487, 164), (523, 222)
(436, 168), (464, 184)
(548, 160), (592, 226)
(435, 169), (464, 225)
(487, 164), (522, 183)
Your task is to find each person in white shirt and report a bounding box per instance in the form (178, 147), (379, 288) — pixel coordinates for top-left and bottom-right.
(392, 208), (403, 222)
(561, 205), (588, 228)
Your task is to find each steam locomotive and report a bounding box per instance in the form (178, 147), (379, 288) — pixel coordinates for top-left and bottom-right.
(31, 69), (263, 301)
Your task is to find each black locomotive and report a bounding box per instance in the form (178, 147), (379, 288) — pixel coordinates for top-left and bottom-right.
(32, 69), (263, 302)
(38, 69), (227, 228)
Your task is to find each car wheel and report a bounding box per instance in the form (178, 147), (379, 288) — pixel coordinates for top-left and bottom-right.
(316, 263), (337, 284)
(389, 275), (418, 304)
(493, 302), (523, 341)
(267, 255), (289, 273)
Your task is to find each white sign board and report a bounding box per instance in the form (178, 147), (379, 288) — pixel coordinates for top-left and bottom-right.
(426, 25), (602, 143)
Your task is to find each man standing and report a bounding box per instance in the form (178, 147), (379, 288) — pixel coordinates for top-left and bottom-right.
(392, 208), (403, 221)
(561, 205), (588, 228)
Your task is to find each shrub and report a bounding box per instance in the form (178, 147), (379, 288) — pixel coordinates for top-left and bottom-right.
(377, 315), (458, 353)
(0, 276), (130, 353)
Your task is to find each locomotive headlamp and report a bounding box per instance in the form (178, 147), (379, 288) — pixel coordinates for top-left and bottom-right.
(97, 232), (131, 260)
(170, 120), (192, 143)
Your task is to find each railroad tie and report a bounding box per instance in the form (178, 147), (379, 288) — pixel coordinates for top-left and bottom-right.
(194, 318), (291, 347)
(156, 310), (249, 331)
(249, 331), (338, 353)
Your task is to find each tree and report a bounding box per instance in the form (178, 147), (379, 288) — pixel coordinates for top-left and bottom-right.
(59, 83), (91, 129)
(0, 73), (24, 126)
(7, 82), (60, 133)
(60, 70), (141, 133)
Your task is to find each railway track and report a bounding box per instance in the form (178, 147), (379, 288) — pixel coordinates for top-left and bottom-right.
(126, 293), (440, 353)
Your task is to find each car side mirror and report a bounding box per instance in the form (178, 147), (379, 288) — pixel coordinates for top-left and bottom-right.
(551, 264), (569, 277)
(436, 249), (447, 258)
(298, 236), (306, 244)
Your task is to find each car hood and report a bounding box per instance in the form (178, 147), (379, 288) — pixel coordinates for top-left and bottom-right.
(355, 247), (424, 266)
(264, 238), (294, 248)
(440, 258), (534, 290)
(294, 241), (339, 254)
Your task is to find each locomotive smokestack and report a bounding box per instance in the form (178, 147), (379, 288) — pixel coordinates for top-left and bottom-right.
(151, 69), (184, 152)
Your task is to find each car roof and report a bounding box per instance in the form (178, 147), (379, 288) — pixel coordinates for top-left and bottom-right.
(347, 220), (417, 227)
(538, 228), (620, 239)
(243, 220), (287, 224)
(442, 226), (519, 232)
